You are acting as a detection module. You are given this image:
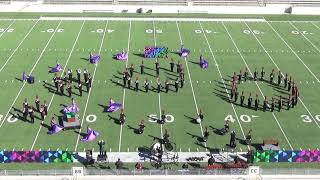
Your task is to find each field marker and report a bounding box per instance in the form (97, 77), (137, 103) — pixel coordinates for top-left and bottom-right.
(0, 20), (15, 39)
(74, 21), (109, 152)
(118, 21), (132, 152)
(222, 22), (293, 150)
(0, 20), (62, 130)
(244, 22), (320, 129)
(30, 21), (86, 151)
(196, 22), (249, 150)
(266, 21), (320, 83)
(0, 19), (39, 73)
(176, 21), (207, 149)
(290, 22), (320, 55)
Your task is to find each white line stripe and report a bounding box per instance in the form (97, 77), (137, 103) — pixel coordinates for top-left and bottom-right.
(0, 20), (15, 40)
(0, 20), (63, 129)
(289, 22), (320, 56)
(74, 21), (109, 152)
(0, 19), (40, 73)
(118, 21), (132, 152)
(244, 22), (320, 129)
(311, 22), (320, 31)
(222, 22), (293, 150)
(266, 21), (320, 83)
(152, 21), (163, 139)
(30, 20), (86, 150)
(176, 21), (207, 148)
(40, 17), (266, 22)
(198, 21), (248, 150)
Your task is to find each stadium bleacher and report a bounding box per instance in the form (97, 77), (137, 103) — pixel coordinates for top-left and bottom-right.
(41, 0), (320, 6)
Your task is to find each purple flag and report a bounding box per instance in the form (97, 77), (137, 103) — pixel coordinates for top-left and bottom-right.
(180, 45), (190, 58)
(90, 54), (101, 64)
(200, 55), (208, 69)
(22, 72), (27, 81)
(64, 104), (79, 114)
(106, 103), (122, 112)
(47, 124), (63, 135)
(49, 63), (62, 73)
(81, 128), (99, 142)
(115, 52), (128, 61)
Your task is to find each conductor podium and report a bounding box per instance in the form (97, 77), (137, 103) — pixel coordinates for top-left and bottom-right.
(62, 112), (81, 130)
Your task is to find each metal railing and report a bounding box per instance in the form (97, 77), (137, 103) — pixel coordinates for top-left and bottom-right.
(0, 168), (320, 176)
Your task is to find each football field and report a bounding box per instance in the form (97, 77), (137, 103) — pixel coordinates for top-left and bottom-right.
(0, 17), (320, 154)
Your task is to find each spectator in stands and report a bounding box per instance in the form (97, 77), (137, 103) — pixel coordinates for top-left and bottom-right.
(182, 163), (189, 169)
(115, 158), (123, 169)
(208, 155), (215, 166)
(135, 162), (143, 170)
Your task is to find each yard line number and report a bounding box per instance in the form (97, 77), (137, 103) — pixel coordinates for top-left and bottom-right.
(243, 29), (264, 35)
(301, 114), (320, 123)
(148, 114), (174, 123)
(41, 29), (64, 33)
(291, 30), (313, 35)
(0, 28), (14, 33)
(225, 114), (258, 123)
(0, 114), (18, 123)
(91, 29), (114, 33)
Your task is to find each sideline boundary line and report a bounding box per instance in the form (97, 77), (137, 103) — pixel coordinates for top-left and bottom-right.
(0, 20), (63, 129)
(222, 21), (294, 150)
(30, 20), (86, 150)
(74, 21), (109, 152)
(118, 21), (132, 152)
(198, 21), (248, 150)
(244, 22), (320, 129)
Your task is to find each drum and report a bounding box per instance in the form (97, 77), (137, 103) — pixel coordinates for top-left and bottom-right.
(164, 143), (173, 151)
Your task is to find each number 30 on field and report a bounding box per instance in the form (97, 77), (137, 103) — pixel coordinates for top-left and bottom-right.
(301, 114), (320, 123)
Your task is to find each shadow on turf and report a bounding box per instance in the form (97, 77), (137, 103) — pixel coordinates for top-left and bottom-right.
(184, 115), (198, 124)
(186, 132), (204, 142)
(127, 125), (140, 134)
(133, 53), (145, 58)
(107, 114), (121, 125)
(15, 77), (23, 82)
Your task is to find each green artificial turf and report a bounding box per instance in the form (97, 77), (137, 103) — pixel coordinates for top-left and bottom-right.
(0, 16), (319, 169)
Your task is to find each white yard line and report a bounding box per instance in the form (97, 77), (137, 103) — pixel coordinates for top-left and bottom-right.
(0, 20), (63, 129)
(176, 21), (207, 148)
(152, 21), (164, 139)
(244, 22), (320, 129)
(289, 22), (320, 55)
(30, 20), (86, 150)
(74, 21), (109, 152)
(0, 20), (15, 40)
(118, 21), (132, 152)
(0, 19), (40, 73)
(198, 21), (248, 150)
(311, 22), (320, 31)
(266, 21), (320, 83)
(222, 22), (294, 150)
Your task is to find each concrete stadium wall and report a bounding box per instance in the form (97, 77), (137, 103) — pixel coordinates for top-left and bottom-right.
(1, 1), (320, 15)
